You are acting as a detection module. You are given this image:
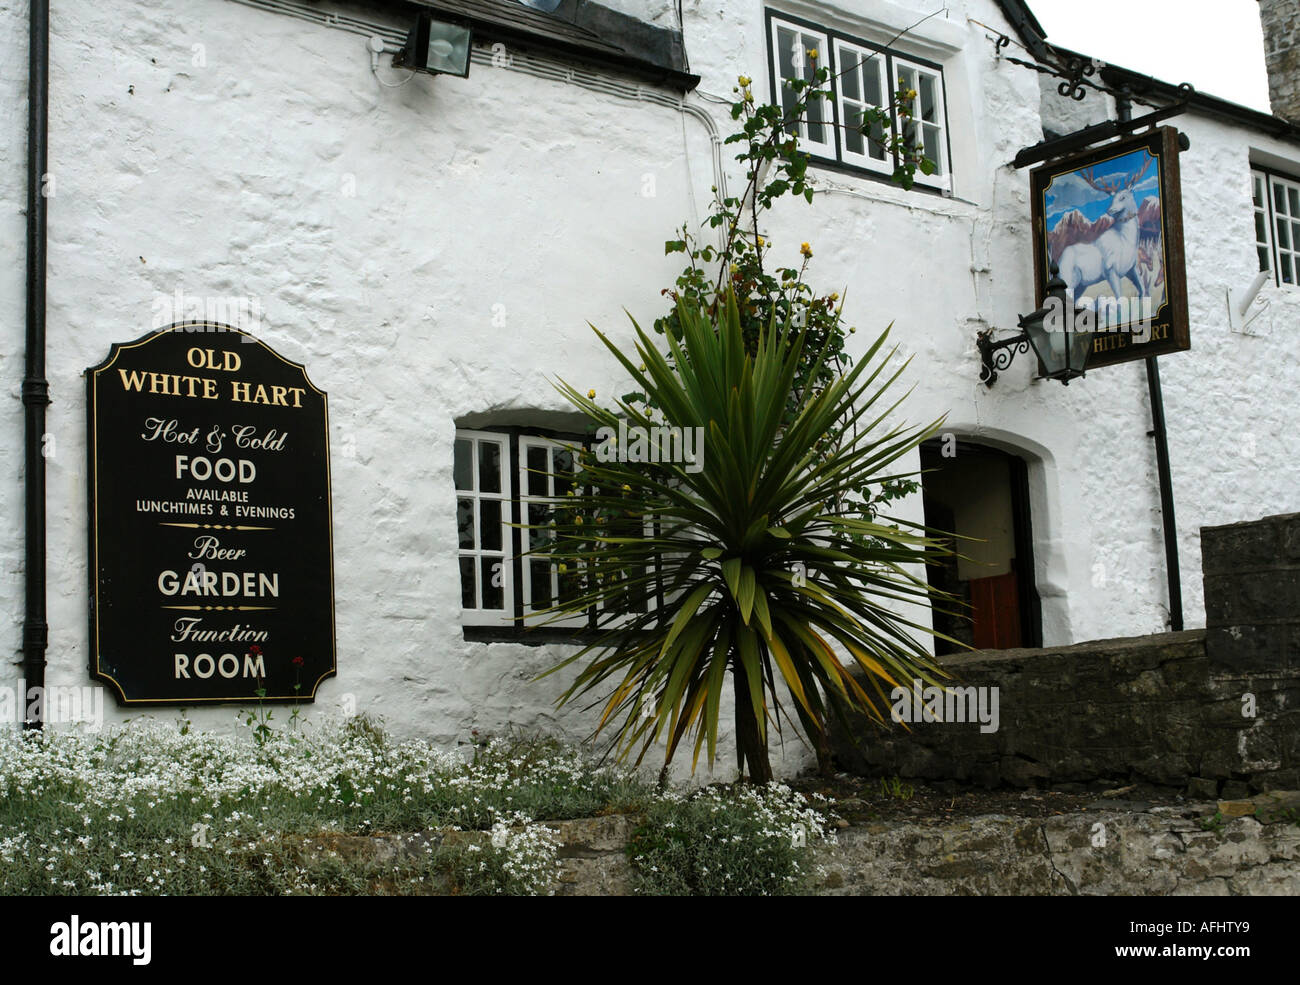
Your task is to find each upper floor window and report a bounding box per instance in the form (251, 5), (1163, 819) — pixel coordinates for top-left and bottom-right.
(766, 10), (950, 191)
(1253, 167), (1300, 286)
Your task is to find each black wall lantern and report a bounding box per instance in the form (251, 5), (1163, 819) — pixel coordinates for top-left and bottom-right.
(394, 11), (473, 78)
(978, 264), (1093, 387)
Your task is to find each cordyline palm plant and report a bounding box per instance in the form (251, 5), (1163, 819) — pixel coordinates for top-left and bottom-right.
(534, 291), (951, 783)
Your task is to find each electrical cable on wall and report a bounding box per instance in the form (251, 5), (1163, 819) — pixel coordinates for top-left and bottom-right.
(368, 35), (416, 87)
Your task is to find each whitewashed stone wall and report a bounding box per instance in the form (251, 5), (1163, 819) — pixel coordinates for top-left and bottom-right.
(2, 0), (1298, 779)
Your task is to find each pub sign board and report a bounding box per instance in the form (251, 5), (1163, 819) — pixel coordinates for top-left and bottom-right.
(87, 323), (336, 705)
(1031, 126), (1190, 369)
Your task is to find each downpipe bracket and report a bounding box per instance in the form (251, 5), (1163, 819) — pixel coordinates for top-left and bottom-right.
(22, 377), (50, 406)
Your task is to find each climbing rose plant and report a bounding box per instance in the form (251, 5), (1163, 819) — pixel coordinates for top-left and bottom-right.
(534, 57), (951, 782)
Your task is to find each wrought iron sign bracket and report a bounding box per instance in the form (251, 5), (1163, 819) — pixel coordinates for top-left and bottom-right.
(1055, 51), (1102, 102)
(985, 27), (1193, 168)
(990, 32), (1113, 104)
(1012, 99), (1192, 170)
(976, 329), (1030, 388)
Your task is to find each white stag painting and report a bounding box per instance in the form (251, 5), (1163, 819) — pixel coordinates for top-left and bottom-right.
(1044, 148), (1163, 328)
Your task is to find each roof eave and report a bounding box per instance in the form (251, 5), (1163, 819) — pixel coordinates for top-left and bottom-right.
(1047, 42), (1300, 145)
(409, 0), (700, 92)
(992, 0), (1051, 61)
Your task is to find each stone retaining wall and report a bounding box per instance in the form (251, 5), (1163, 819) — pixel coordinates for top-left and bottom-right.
(828, 514), (1300, 794)
(815, 803), (1300, 896)
(568, 804), (1300, 895)
(316, 804), (1300, 895)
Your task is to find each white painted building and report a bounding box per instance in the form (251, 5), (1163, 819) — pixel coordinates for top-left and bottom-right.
(3, 0), (1299, 775)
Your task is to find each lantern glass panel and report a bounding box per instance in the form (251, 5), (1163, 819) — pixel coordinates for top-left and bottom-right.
(1067, 328), (1093, 375)
(1024, 299), (1091, 380)
(1024, 314), (1066, 377)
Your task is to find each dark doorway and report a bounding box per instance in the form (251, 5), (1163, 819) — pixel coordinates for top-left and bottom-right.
(920, 440), (1042, 655)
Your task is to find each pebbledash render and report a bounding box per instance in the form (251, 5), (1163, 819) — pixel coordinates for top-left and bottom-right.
(3, 0), (1300, 777)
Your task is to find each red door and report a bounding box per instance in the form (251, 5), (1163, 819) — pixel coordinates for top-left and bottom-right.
(969, 571), (1022, 650)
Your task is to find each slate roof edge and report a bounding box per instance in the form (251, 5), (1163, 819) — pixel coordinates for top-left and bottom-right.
(991, 0), (1050, 61)
(399, 0), (700, 91)
(1000, 0), (1300, 148)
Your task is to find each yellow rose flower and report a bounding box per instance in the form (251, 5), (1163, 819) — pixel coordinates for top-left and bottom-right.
(800, 242), (813, 258)
(587, 388), (596, 399)
(738, 75), (751, 87)
(808, 48), (818, 60)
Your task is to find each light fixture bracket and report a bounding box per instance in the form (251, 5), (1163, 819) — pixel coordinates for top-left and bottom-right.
(979, 263), (1092, 387)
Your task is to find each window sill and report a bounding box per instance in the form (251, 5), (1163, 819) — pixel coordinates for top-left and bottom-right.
(464, 626), (585, 646)
(463, 625), (653, 647)
(804, 155), (950, 195)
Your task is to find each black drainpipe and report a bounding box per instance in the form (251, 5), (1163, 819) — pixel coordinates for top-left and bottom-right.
(22, 0), (50, 728)
(1116, 88), (1184, 632)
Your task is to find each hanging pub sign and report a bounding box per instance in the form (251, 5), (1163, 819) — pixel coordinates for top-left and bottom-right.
(87, 324), (336, 705)
(1030, 126), (1190, 369)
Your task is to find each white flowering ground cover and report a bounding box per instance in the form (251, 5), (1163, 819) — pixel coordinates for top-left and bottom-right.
(629, 783), (835, 895)
(0, 717), (832, 895)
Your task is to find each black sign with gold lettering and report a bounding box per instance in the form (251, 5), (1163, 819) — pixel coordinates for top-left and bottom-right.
(1031, 126), (1190, 369)
(87, 324), (336, 704)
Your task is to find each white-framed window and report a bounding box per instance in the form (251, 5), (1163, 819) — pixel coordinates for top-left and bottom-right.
(454, 429), (513, 627)
(766, 9), (950, 189)
(1252, 169), (1273, 276)
(833, 38), (890, 174)
(519, 435), (588, 629)
(770, 17), (833, 156)
(456, 426), (661, 638)
(594, 503), (658, 627)
(893, 56), (949, 191)
(1255, 167), (1300, 286)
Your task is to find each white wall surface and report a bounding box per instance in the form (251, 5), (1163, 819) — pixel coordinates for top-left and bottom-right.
(1, 0), (1297, 778)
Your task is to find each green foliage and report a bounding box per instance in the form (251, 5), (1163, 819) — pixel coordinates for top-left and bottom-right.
(0, 720), (649, 895)
(649, 65), (935, 527)
(438, 814), (560, 896)
(1250, 804), (1300, 827)
(878, 775), (915, 801)
(1198, 810), (1226, 835)
(243, 675), (274, 747)
(542, 293), (952, 777)
(627, 782), (831, 895)
(0, 722), (869, 896)
(536, 54), (948, 781)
